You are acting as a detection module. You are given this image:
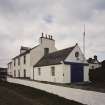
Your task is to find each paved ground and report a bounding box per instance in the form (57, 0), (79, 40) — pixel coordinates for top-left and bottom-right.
(67, 82), (105, 93)
(0, 81), (84, 105)
(33, 80), (105, 93)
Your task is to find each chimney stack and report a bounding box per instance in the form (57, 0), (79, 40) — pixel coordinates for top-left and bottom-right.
(94, 55), (97, 60)
(40, 33), (54, 40)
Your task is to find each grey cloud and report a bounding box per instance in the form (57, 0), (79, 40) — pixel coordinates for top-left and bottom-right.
(0, 0), (105, 67)
(43, 15), (54, 24)
(93, 0), (105, 10)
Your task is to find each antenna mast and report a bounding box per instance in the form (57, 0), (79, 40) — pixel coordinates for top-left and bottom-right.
(83, 24), (85, 58)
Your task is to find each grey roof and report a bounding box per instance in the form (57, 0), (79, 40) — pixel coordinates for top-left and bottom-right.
(0, 68), (7, 71)
(20, 46), (31, 50)
(87, 58), (100, 64)
(34, 45), (76, 67)
(12, 45), (39, 59)
(12, 49), (30, 59)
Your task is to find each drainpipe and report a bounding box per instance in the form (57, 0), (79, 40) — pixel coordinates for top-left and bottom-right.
(33, 67), (34, 80)
(61, 61), (65, 83)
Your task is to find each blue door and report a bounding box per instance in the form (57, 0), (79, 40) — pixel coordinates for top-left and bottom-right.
(71, 63), (83, 82)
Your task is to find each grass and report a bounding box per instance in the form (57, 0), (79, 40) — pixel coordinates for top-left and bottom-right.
(0, 81), (84, 105)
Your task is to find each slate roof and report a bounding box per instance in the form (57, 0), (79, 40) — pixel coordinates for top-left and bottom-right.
(0, 68), (7, 72)
(34, 45), (76, 67)
(87, 58), (100, 64)
(21, 46), (31, 50)
(12, 45), (40, 59)
(12, 49), (30, 59)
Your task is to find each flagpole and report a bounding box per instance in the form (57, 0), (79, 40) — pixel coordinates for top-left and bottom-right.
(83, 24), (85, 58)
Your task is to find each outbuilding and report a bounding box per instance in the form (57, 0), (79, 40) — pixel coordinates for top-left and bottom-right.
(0, 67), (7, 81)
(33, 44), (89, 83)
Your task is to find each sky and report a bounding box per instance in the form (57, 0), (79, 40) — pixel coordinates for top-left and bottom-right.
(0, 0), (105, 67)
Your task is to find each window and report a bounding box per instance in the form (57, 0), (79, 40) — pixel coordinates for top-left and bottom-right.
(10, 63), (11, 69)
(24, 55), (26, 64)
(24, 69), (26, 78)
(18, 57), (20, 65)
(75, 52), (79, 57)
(14, 59), (16, 66)
(38, 68), (41, 76)
(75, 52), (79, 60)
(14, 70), (16, 77)
(44, 48), (49, 55)
(51, 67), (55, 76)
(8, 64), (9, 70)
(18, 70), (20, 77)
(92, 66), (94, 69)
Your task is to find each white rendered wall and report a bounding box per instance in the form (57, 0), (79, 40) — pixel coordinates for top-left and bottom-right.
(30, 45), (43, 66)
(8, 62), (13, 76)
(7, 78), (105, 105)
(11, 53), (31, 78)
(89, 63), (101, 69)
(34, 64), (65, 83)
(8, 37), (57, 79)
(30, 37), (57, 79)
(7, 63), (11, 76)
(20, 53), (30, 78)
(34, 63), (89, 83)
(63, 64), (71, 83)
(65, 45), (87, 63)
(12, 59), (17, 77)
(65, 45), (89, 82)
(11, 61), (14, 77)
(40, 37), (57, 53)
(84, 66), (89, 81)
(30, 38), (57, 67)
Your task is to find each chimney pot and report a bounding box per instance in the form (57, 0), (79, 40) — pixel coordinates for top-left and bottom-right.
(48, 35), (50, 39)
(42, 32), (44, 37)
(46, 34), (47, 38)
(51, 35), (52, 39)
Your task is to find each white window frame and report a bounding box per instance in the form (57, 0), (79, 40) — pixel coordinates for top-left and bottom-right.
(38, 68), (41, 76)
(51, 67), (55, 76)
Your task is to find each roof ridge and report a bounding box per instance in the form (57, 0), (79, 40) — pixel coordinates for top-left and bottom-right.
(34, 44), (77, 67)
(47, 44), (76, 55)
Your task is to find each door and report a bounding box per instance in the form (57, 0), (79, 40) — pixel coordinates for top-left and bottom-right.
(71, 63), (83, 82)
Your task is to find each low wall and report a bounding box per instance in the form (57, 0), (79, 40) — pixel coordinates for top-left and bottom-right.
(7, 78), (105, 105)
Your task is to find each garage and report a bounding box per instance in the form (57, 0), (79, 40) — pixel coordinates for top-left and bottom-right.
(71, 63), (84, 82)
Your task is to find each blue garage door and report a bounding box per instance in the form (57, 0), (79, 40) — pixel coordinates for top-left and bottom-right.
(71, 63), (83, 82)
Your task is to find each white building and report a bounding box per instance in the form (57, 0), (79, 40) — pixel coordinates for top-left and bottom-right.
(8, 33), (57, 79)
(87, 56), (101, 70)
(8, 33), (89, 83)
